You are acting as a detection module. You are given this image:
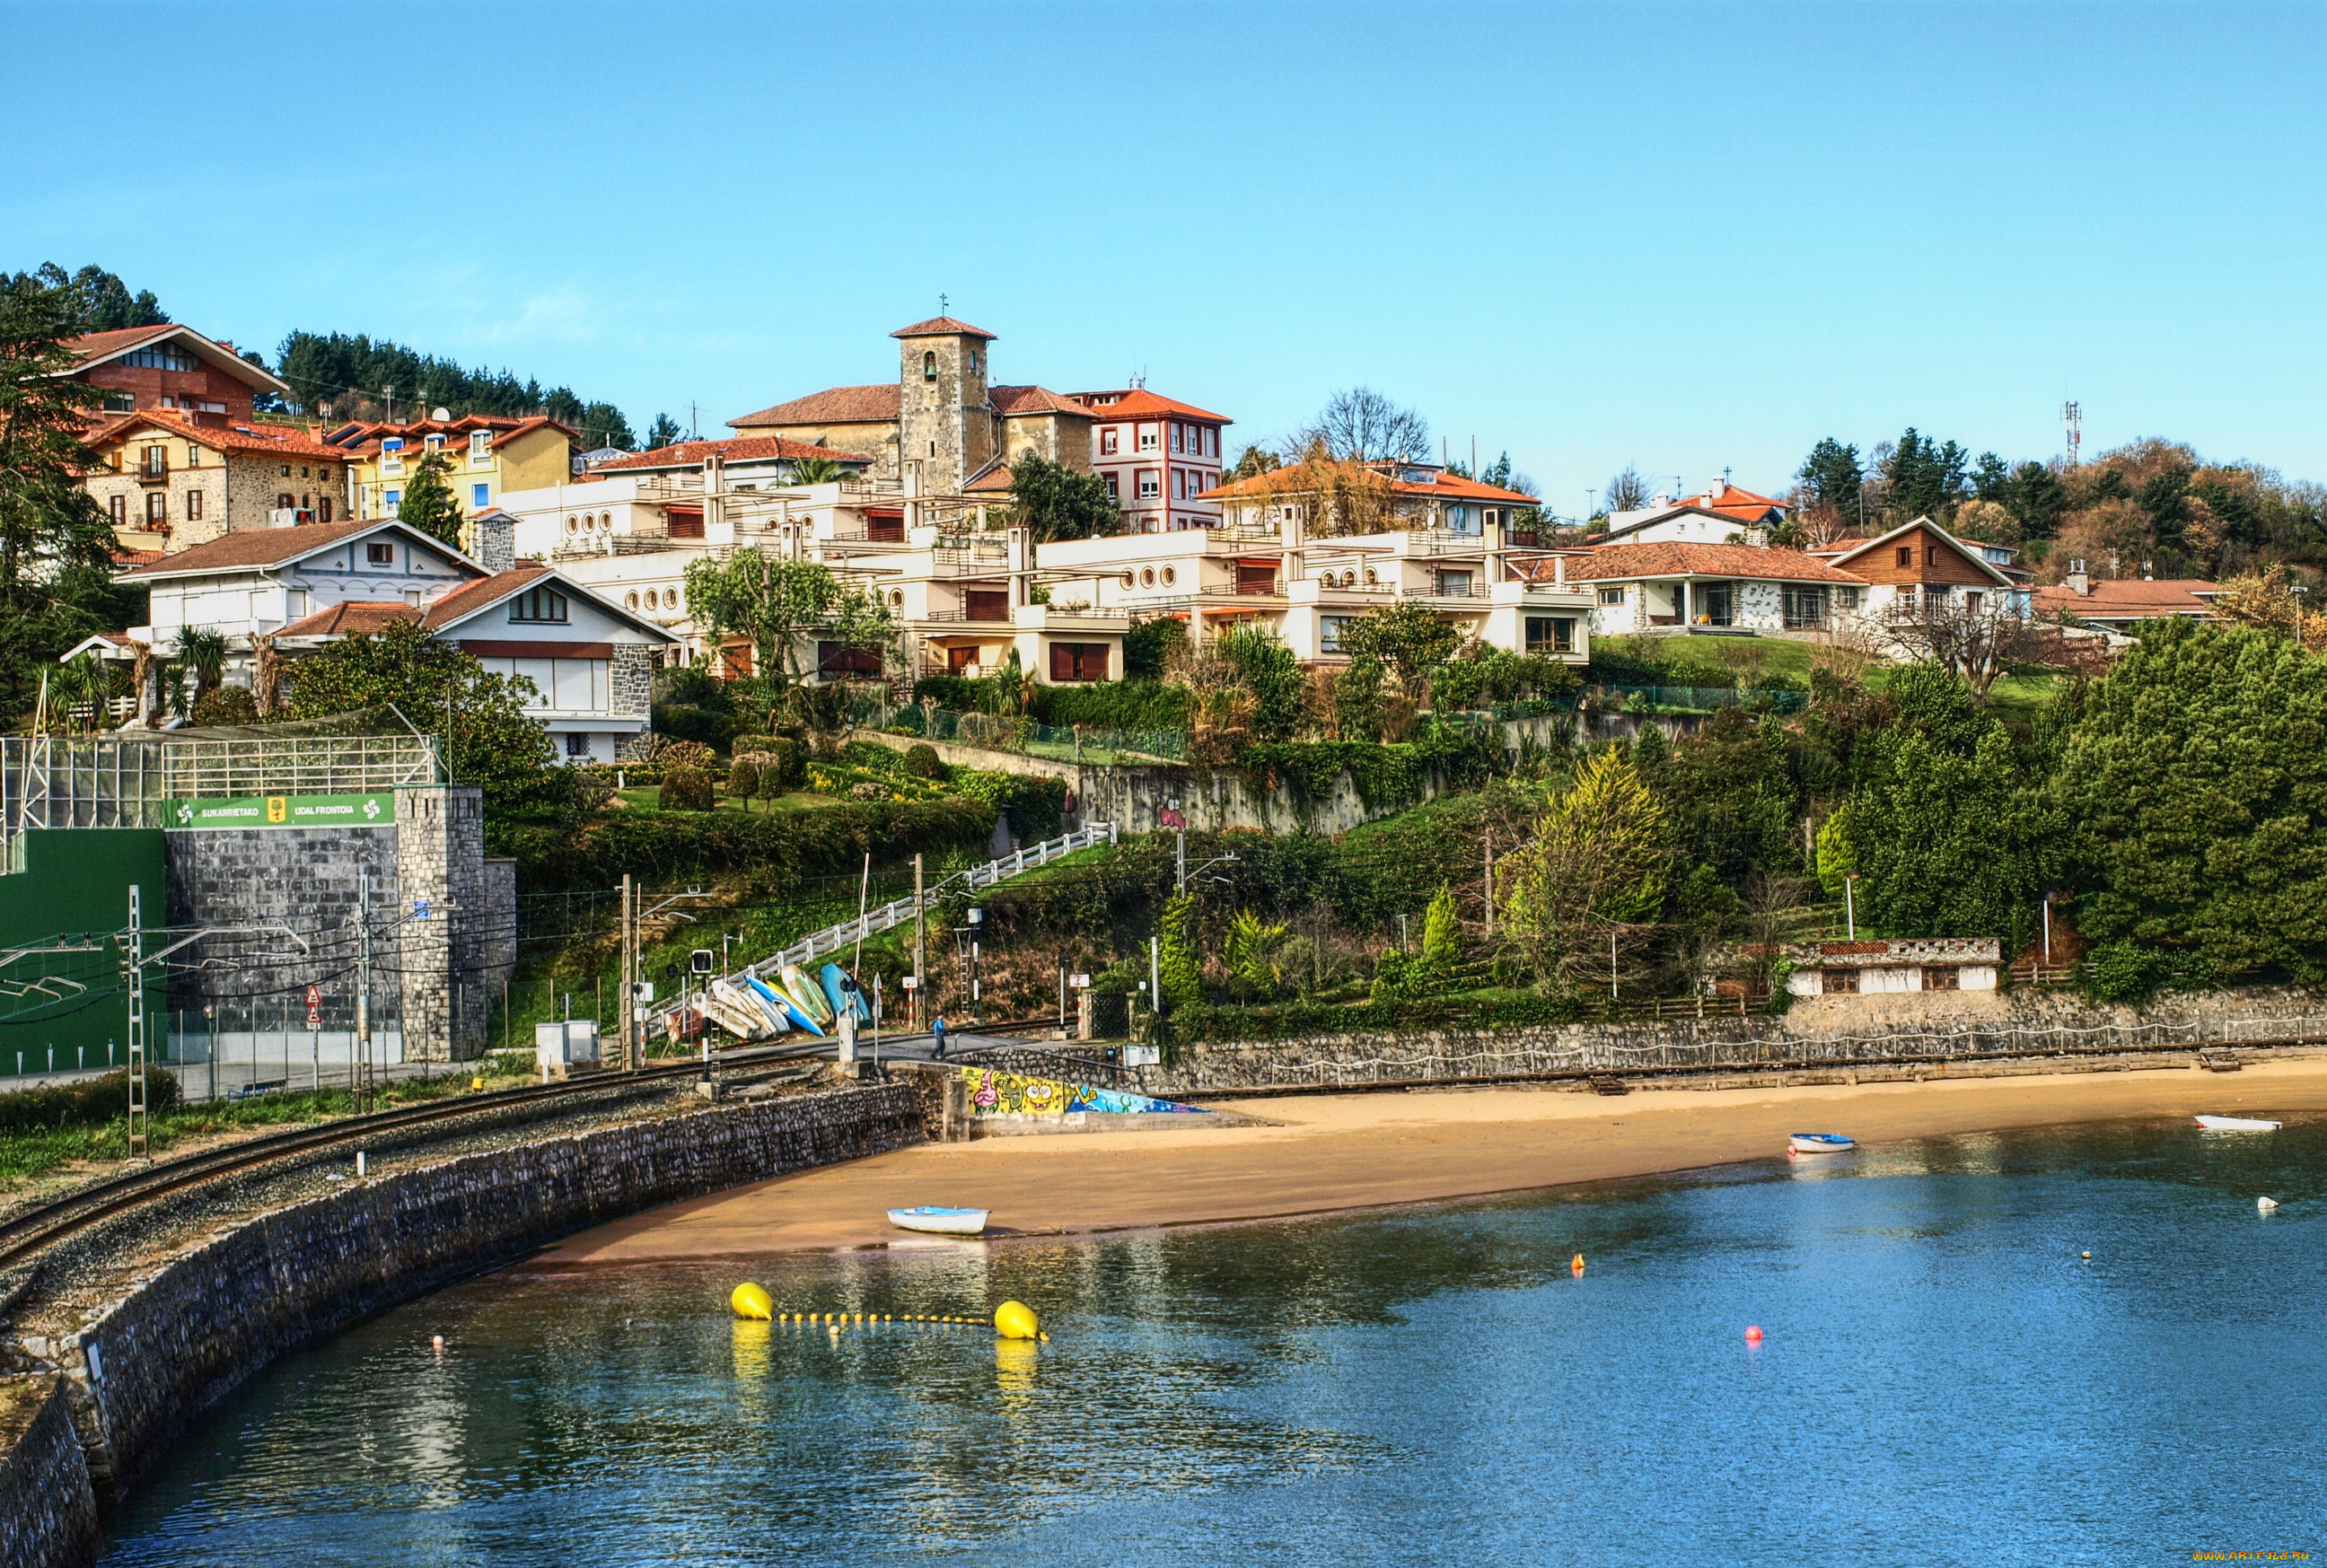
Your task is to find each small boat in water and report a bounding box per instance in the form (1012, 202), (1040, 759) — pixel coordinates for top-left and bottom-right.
(887, 1205), (989, 1236)
(2196, 1115), (2281, 1132)
(1789, 1133), (1857, 1155)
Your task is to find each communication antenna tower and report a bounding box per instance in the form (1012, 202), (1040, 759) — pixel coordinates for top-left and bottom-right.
(2062, 400), (2082, 468)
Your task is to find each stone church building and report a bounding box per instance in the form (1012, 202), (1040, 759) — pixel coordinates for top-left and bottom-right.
(725, 317), (1097, 497)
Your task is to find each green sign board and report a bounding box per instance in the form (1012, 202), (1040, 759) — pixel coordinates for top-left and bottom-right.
(168, 793), (395, 830)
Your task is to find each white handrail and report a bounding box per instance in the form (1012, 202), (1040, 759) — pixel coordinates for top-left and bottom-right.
(733, 821), (1117, 982)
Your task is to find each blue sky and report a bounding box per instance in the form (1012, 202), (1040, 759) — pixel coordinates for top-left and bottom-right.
(6, 2), (2324, 513)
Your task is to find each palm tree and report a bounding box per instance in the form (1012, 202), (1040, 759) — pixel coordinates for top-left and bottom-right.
(55, 653), (107, 732)
(785, 456), (847, 486)
(173, 626), (227, 705)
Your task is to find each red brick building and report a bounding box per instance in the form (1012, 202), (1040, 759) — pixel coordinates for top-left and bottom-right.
(60, 323), (290, 424)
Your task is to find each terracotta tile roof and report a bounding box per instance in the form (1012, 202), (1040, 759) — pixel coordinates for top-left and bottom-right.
(2032, 578), (2220, 618)
(891, 315), (997, 340)
(108, 549), (165, 571)
(1551, 542), (1865, 585)
(66, 324), (181, 359)
(330, 414), (575, 458)
(727, 384), (901, 428)
(1070, 388), (1233, 425)
(421, 565), (551, 628)
(1201, 460), (1532, 505)
(592, 435), (874, 471)
(65, 325), (290, 392)
(115, 519), (384, 578)
(276, 601), (420, 638)
(963, 464), (1016, 494)
(991, 385), (1094, 419)
(86, 409), (349, 462)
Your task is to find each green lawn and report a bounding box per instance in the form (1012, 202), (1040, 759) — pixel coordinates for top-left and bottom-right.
(613, 787), (844, 813)
(0, 1058), (541, 1190)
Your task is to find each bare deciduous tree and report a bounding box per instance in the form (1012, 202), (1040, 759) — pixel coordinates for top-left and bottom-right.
(1286, 387), (1431, 464)
(1885, 597), (2046, 697)
(1603, 463), (1653, 513)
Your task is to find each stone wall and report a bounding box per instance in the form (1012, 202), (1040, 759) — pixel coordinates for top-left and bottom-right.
(610, 644), (655, 719)
(1146, 986), (2327, 1095)
(10, 1083), (920, 1515)
(0, 1376), (101, 1568)
(163, 787), (514, 1065)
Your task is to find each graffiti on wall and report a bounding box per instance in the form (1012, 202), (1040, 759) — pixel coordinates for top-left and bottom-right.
(962, 1066), (1208, 1117)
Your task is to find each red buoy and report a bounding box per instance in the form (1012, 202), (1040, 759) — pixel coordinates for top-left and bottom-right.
(1744, 1325), (1764, 1343)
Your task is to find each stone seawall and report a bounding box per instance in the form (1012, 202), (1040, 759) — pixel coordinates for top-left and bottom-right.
(0, 1376), (100, 1568)
(1148, 988), (2327, 1095)
(8, 1082), (921, 1536)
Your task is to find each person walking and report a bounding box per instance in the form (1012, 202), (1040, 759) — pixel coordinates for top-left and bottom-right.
(931, 1013), (948, 1060)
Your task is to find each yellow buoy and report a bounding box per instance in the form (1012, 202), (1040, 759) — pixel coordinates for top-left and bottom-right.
(729, 1283), (773, 1320)
(995, 1301), (1041, 1340)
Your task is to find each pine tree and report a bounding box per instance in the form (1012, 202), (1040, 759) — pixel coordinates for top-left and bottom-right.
(1420, 882), (1462, 974)
(395, 450), (464, 548)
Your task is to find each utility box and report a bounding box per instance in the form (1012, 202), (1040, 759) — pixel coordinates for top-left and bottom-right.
(534, 1020), (602, 1076)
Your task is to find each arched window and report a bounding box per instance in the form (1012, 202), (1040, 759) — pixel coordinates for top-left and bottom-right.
(922, 351), (936, 381)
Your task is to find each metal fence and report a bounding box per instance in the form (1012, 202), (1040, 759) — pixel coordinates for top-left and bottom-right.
(867, 700), (1188, 765)
(0, 732), (442, 837)
(1589, 685), (1810, 714)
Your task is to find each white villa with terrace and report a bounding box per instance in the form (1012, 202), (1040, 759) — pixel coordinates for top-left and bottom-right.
(74, 518), (674, 761)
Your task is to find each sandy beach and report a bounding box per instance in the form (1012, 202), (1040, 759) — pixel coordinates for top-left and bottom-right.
(534, 1056), (2327, 1266)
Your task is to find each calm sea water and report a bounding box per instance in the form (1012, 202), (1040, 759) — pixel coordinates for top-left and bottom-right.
(101, 1116), (2326, 1566)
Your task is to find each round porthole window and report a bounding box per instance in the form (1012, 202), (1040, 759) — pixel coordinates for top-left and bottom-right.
(625, 591), (638, 609)
(1120, 571), (1136, 589)
(1140, 567), (1155, 588)
(1161, 565), (1177, 586)
(565, 515), (577, 533)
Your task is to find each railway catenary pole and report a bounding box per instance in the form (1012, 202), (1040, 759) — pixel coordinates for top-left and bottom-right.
(355, 866), (373, 1112)
(125, 882), (146, 1158)
(912, 854), (925, 1032)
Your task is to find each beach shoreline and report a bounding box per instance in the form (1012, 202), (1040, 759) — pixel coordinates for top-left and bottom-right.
(528, 1055), (2327, 1269)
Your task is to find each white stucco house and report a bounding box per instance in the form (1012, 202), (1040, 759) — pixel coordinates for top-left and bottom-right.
(80, 517), (675, 761)
(1552, 542), (1869, 635)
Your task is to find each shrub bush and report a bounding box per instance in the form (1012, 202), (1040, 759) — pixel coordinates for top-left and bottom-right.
(951, 769), (1067, 839)
(190, 686), (259, 725)
(0, 1068), (180, 1134)
(905, 742), (944, 778)
(726, 756), (761, 802)
(912, 675), (980, 710)
(497, 796), (996, 887)
(733, 735), (804, 788)
(661, 766), (715, 811)
(1028, 680), (1192, 732)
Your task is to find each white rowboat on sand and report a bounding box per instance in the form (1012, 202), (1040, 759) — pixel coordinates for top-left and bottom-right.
(2195, 1115), (2281, 1132)
(887, 1206), (989, 1236)
(1789, 1133), (1857, 1155)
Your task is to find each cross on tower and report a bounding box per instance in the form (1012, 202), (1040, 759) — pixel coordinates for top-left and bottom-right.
(939, 293), (948, 314)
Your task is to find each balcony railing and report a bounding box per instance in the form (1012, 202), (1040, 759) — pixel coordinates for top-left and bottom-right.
(920, 608), (1013, 623)
(137, 462), (169, 486)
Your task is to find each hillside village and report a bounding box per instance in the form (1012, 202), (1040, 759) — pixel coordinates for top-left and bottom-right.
(7, 274), (2327, 1064)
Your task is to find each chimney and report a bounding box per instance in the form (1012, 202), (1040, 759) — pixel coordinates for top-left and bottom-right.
(472, 512), (515, 574)
(2067, 559), (2090, 598)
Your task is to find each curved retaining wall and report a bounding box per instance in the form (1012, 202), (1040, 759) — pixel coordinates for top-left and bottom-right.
(0, 1376), (100, 1568)
(5, 1082), (921, 1562)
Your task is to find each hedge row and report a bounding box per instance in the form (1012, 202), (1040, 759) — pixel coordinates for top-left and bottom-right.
(0, 1067), (180, 1133)
(1168, 992), (1583, 1042)
(494, 796), (997, 887)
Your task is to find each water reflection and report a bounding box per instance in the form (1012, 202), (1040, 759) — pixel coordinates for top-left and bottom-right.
(101, 1115), (2327, 1567)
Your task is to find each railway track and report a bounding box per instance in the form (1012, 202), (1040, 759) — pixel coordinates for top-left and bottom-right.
(0, 1045), (823, 1275)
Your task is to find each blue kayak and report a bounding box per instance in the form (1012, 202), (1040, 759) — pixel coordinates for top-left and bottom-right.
(746, 973), (824, 1037)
